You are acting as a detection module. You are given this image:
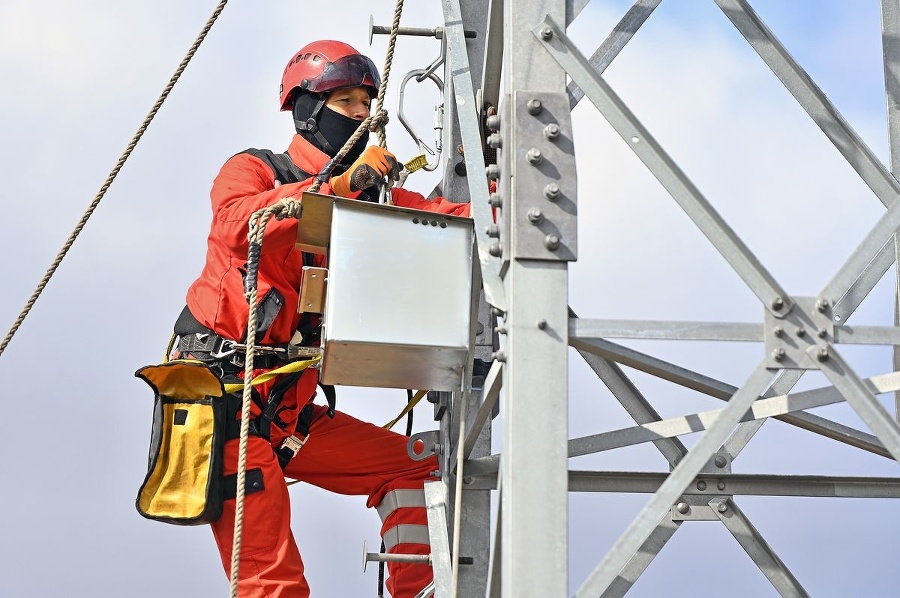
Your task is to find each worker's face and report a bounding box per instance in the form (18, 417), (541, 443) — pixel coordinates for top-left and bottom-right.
(325, 86), (372, 121)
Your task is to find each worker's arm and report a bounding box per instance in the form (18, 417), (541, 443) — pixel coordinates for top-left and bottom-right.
(390, 187), (471, 217)
(210, 152), (325, 254)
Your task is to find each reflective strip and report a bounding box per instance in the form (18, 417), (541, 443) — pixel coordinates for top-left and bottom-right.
(376, 488), (428, 521)
(382, 523), (431, 553)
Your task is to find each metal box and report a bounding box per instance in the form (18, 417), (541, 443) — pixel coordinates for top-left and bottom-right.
(296, 193), (475, 391)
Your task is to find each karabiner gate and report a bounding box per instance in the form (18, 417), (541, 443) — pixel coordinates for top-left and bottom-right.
(397, 68), (444, 174)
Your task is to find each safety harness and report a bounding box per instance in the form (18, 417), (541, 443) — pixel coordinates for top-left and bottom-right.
(175, 148), (336, 470)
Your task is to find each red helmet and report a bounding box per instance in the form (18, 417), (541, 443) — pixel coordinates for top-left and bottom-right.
(279, 40), (380, 111)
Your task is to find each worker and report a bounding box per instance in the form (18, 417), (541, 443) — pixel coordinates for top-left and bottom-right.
(172, 39), (470, 597)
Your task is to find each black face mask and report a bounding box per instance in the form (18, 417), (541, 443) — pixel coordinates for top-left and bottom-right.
(292, 91), (369, 165)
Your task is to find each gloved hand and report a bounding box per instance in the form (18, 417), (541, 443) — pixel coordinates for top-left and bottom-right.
(330, 146), (401, 197)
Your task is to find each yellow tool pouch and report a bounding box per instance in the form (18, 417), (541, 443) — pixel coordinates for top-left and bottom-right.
(134, 360), (226, 525)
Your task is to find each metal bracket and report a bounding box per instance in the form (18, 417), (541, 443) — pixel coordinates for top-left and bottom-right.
(511, 90), (577, 260)
(408, 430), (442, 461)
(764, 296), (834, 369)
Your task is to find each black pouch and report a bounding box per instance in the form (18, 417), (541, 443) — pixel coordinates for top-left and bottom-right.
(134, 360), (226, 525)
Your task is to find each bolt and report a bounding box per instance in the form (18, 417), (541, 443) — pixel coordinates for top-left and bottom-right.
(697, 481), (707, 491)
(544, 234), (561, 251)
(717, 481), (726, 491)
(491, 351), (507, 363)
(456, 144), (465, 156)
(527, 208), (544, 224)
(488, 242), (502, 257)
(771, 348), (785, 362)
(490, 307), (505, 317)
(486, 133), (502, 149)
(771, 297), (784, 310)
(773, 326), (784, 337)
(486, 224), (500, 237)
(494, 325), (507, 334)
(536, 319), (547, 330)
(485, 164), (500, 180)
(817, 328), (828, 339)
(486, 114), (501, 131)
(488, 193), (503, 208)
(714, 456), (727, 468)
(526, 99), (543, 115)
(539, 26), (553, 40)
(544, 183), (561, 201)
(526, 148), (543, 165)
(817, 347), (829, 361)
(676, 502), (689, 514)
(716, 502), (728, 513)
(463, 476), (473, 485)
(796, 327), (806, 338)
(817, 298), (830, 312)
(543, 123), (560, 139)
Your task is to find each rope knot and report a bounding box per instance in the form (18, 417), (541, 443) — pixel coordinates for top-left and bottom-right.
(275, 198), (303, 220)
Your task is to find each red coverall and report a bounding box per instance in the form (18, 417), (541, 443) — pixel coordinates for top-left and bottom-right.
(184, 133), (469, 597)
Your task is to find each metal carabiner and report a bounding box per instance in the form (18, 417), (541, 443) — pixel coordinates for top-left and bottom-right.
(397, 67), (444, 175)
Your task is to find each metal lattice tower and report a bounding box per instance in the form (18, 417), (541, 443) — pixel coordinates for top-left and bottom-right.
(388, 1), (900, 596)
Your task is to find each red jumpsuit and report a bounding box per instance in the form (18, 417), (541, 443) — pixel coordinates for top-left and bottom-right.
(184, 134), (469, 597)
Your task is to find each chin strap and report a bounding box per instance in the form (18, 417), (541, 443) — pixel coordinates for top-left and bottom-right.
(294, 96), (337, 156)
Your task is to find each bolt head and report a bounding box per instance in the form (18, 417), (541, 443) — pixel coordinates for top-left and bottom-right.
(714, 456), (727, 468)
(676, 502), (689, 514)
(526, 99), (543, 115)
(717, 502), (728, 513)
(540, 26), (553, 40)
(486, 133), (502, 149)
(773, 326), (784, 337)
(544, 183), (561, 201)
(488, 193), (503, 208)
(817, 347), (829, 361)
(697, 481), (707, 491)
(486, 224), (500, 237)
(771, 297), (784, 310)
(488, 242), (502, 257)
(543, 123), (560, 139)
(485, 164), (500, 180)
(544, 234), (560, 250)
(486, 114), (501, 131)
(536, 319), (547, 330)
(526, 148), (543, 165)
(527, 208), (544, 224)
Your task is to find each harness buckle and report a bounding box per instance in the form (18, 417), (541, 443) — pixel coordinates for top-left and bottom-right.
(279, 434), (308, 459)
(210, 338), (237, 359)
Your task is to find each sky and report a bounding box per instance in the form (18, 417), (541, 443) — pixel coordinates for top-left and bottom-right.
(0, 1), (898, 597)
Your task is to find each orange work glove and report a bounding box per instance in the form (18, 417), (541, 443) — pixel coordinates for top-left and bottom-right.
(330, 146), (401, 197)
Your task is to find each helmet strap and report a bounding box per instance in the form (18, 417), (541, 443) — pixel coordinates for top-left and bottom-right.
(294, 96), (336, 155)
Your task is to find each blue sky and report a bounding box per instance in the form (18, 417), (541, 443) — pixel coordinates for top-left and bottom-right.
(0, 1), (897, 596)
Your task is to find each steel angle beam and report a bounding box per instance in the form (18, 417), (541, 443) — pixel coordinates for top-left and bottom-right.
(533, 14), (793, 318)
(571, 318), (764, 342)
(441, 0), (508, 312)
(813, 346), (900, 462)
(568, 371), (900, 457)
(575, 363), (776, 596)
(575, 346), (687, 466)
(567, 0), (662, 109)
(572, 336), (890, 458)
(424, 481), (454, 598)
(710, 498), (810, 597)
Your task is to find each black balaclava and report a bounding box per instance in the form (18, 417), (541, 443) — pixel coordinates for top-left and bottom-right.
(293, 90), (369, 168)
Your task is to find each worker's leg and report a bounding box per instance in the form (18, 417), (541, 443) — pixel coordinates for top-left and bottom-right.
(284, 406), (438, 598)
(211, 434), (310, 598)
